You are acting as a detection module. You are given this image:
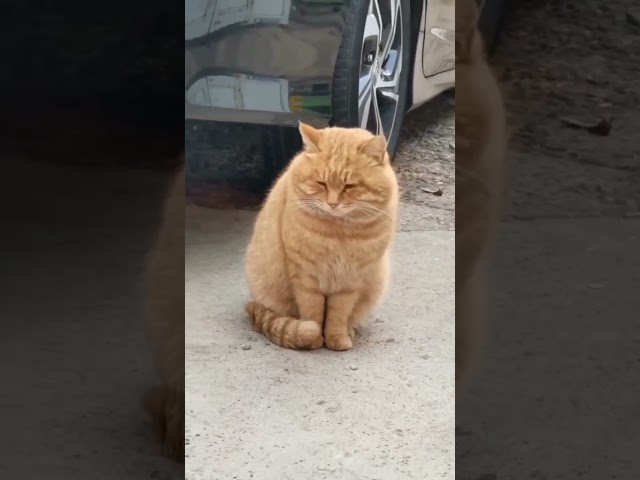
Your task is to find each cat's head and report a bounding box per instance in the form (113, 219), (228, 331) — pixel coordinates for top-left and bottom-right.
(289, 123), (396, 222)
(456, 0), (484, 64)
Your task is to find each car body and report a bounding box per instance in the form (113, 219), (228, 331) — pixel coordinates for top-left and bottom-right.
(186, 0), (454, 155)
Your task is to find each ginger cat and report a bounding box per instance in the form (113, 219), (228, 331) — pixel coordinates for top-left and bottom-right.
(245, 124), (399, 351)
(455, 0), (508, 381)
(143, 163), (185, 460)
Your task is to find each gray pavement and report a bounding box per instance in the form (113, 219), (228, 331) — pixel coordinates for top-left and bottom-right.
(185, 205), (455, 480)
(457, 218), (640, 479)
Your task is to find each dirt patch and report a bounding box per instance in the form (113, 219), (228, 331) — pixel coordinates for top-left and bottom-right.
(493, 0), (640, 220)
(394, 92), (455, 230)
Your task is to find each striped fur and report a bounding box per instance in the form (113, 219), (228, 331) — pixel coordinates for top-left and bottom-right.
(245, 125), (399, 351)
(246, 301), (324, 350)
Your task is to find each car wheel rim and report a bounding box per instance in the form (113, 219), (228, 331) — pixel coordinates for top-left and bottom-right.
(358, 0), (403, 138)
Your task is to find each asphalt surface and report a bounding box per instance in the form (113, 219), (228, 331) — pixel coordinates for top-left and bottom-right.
(458, 219), (640, 480)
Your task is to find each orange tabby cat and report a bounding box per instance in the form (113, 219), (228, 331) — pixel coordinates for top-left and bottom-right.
(143, 162), (185, 460)
(245, 124), (399, 351)
(456, 0), (507, 381)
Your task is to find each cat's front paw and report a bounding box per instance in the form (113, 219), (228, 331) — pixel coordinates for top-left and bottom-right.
(325, 334), (353, 351)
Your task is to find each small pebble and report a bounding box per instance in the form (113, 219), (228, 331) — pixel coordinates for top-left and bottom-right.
(349, 365), (359, 371)
(241, 344), (252, 350)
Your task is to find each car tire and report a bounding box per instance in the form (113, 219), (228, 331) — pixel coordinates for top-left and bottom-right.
(260, 125), (302, 184)
(331, 0), (411, 159)
(260, 0), (411, 179)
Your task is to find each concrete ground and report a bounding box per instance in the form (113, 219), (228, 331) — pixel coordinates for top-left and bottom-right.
(184, 57), (455, 479)
(185, 205), (454, 480)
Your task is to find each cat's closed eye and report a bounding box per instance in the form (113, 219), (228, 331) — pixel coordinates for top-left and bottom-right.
(316, 181), (327, 188)
(343, 184), (358, 191)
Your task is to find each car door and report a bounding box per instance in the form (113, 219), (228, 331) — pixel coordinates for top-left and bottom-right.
(421, 0), (455, 77)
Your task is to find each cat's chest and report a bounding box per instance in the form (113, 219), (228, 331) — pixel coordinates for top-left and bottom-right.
(315, 250), (360, 293)
(284, 221), (390, 293)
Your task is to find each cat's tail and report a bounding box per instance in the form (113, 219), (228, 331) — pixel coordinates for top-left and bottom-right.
(245, 301), (323, 350)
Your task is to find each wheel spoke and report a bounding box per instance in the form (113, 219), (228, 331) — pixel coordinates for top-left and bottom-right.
(376, 71), (399, 91)
(377, 87), (399, 102)
(379, 49), (400, 88)
(380, 0), (400, 63)
(363, 13), (381, 43)
(357, 0), (402, 138)
(368, 0), (383, 34)
(372, 89), (383, 135)
(358, 75), (374, 129)
(359, 1), (382, 131)
(364, 0), (382, 46)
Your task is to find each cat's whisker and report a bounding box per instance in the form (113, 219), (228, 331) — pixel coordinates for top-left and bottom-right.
(349, 201), (392, 222)
(295, 198), (324, 214)
(295, 198), (389, 223)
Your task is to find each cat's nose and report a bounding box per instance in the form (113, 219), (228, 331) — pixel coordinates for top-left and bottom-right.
(328, 202), (339, 209)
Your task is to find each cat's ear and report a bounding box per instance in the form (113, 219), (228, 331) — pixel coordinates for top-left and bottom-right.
(359, 134), (388, 164)
(298, 122), (321, 152)
(456, 0), (480, 61)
